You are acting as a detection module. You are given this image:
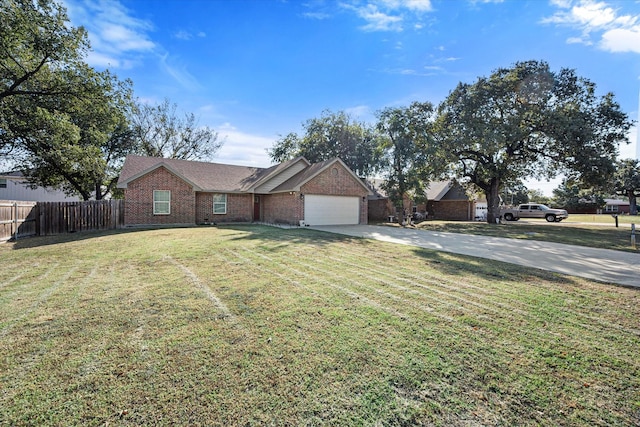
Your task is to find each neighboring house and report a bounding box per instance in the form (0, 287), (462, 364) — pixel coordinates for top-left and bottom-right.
(423, 181), (483, 221)
(603, 199), (630, 214)
(366, 179), (483, 222)
(366, 179), (394, 222)
(116, 155), (371, 227)
(0, 171), (81, 202)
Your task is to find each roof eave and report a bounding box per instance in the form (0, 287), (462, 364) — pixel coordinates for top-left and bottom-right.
(117, 162), (202, 191)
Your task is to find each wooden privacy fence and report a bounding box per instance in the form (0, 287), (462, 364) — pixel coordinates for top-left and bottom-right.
(0, 200), (124, 241)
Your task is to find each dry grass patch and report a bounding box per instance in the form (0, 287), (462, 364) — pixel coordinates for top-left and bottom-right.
(0, 226), (638, 426)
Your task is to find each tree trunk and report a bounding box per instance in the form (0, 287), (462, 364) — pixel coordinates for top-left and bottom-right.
(485, 177), (501, 224)
(629, 192), (638, 216)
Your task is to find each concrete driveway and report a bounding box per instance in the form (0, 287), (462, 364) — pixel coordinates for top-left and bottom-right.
(309, 225), (640, 288)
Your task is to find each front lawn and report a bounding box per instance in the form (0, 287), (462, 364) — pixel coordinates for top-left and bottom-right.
(1, 226), (638, 426)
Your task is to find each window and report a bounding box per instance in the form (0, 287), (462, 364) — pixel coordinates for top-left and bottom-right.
(153, 190), (170, 215)
(213, 193), (227, 214)
(605, 205), (619, 213)
(0, 178), (6, 188)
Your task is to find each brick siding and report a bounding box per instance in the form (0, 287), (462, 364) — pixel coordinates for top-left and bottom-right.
(262, 193), (303, 225)
(368, 198), (394, 221)
(124, 166), (195, 225)
(301, 163), (369, 224)
(427, 200), (473, 221)
(195, 193), (253, 223)
(123, 161), (370, 226)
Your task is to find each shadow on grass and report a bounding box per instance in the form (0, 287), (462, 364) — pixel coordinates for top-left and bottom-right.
(4, 224), (358, 251)
(224, 225), (582, 287)
(219, 224), (364, 249)
(407, 245), (581, 286)
(5, 225), (200, 250)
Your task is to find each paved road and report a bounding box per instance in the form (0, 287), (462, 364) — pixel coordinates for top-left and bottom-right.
(309, 225), (640, 288)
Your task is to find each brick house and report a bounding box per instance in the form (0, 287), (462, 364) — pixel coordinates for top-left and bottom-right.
(116, 155), (371, 227)
(423, 181), (483, 221)
(367, 179), (484, 222)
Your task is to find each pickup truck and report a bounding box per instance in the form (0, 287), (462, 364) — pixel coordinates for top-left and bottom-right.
(500, 203), (569, 222)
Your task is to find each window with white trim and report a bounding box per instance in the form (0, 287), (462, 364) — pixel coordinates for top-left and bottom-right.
(153, 190), (171, 215)
(213, 193), (227, 214)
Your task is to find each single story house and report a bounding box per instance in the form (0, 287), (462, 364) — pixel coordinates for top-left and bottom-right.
(366, 178), (394, 222)
(423, 181), (484, 221)
(0, 171), (81, 202)
(603, 198), (630, 214)
(366, 179), (484, 222)
(116, 155), (372, 227)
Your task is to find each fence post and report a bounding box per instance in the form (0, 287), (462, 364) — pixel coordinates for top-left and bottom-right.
(13, 202), (17, 240)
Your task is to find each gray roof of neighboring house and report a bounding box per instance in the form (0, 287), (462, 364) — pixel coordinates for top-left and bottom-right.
(425, 181), (453, 201)
(604, 199), (630, 206)
(0, 171), (25, 177)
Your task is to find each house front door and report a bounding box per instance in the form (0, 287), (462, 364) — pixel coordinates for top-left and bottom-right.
(253, 196), (260, 221)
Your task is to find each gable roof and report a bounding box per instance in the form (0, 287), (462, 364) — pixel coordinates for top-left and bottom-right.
(117, 155), (370, 195)
(117, 155), (266, 192)
(272, 158), (372, 194)
(425, 181), (453, 201)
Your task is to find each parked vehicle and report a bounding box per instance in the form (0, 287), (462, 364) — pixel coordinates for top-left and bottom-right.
(500, 203), (569, 222)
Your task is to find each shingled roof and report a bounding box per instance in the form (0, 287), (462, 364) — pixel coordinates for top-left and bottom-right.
(117, 155), (319, 193)
(117, 155), (267, 192)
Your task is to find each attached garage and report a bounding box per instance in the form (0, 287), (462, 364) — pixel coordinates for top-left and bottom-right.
(304, 195), (360, 226)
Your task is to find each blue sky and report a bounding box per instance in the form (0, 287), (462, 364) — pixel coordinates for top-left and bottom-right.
(63, 0), (640, 193)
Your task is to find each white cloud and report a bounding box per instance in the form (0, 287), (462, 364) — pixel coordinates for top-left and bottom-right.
(303, 12), (331, 20)
(542, 0), (640, 53)
(341, 0), (435, 32)
(344, 105), (373, 121)
(601, 26), (640, 53)
(158, 54), (202, 92)
(174, 30), (193, 40)
(355, 4), (404, 32)
(65, 0), (155, 68)
(215, 123), (276, 167)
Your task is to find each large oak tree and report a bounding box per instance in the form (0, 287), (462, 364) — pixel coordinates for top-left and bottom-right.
(613, 159), (640, 215)
(436, 60), (632, 223)
(1, 0), (137, 199)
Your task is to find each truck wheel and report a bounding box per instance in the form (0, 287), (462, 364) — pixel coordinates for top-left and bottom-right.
(545, 214), (556, 222)
(504, 213), (514, 221)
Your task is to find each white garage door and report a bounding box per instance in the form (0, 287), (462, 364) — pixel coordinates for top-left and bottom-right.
(304, 195), (360, 226)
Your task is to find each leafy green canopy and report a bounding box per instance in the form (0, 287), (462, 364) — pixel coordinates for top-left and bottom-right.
(436, 60), (631, 223)
(613, 158), (640, 215)
(1, 0), (135, 200)
(376, 102), (438, 219)
(269, 110), (382, 177)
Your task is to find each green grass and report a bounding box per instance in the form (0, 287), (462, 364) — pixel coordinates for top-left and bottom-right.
(411, 217), (639, 253)
(1, 226), (639, 426)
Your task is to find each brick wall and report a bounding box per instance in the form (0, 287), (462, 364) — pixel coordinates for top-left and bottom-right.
(368, 198), (394, 221)
(262, 193), (303, 225)
(124, 166), (195, 225)
(195, 193), (253, 223)
(427, 200), (472, 221)
(301, 163), (369, 224)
